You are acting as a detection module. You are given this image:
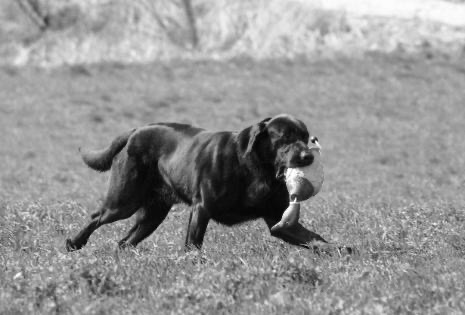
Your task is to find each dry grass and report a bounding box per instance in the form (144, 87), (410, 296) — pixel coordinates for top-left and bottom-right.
(1, 0), (465, 66)
(1, 53), (465, 313)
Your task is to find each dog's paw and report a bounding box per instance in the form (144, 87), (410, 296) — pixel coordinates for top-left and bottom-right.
(65, 239), (79, 252)
(311, 242), (357, 256)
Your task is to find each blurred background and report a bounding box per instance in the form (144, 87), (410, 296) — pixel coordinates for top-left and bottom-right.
(1, 0), (465, 66)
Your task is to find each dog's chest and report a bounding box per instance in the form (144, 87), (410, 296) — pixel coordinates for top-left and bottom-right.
(242, 176), (283, 208)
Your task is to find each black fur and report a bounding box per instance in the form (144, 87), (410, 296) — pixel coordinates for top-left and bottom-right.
(66, 114), (333, 252)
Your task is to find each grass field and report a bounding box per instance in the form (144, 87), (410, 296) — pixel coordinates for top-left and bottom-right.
(1, 53), (465, 314)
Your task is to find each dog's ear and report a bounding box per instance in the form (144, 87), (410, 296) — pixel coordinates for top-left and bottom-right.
(244, 117), (271, 156)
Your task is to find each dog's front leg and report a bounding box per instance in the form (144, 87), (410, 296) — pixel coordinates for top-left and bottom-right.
(267, 219), (327, 248)
(265, 218), (352, 254)
(184, 205), (210, 250)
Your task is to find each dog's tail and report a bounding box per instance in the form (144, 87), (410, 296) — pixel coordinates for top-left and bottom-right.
(80, 129), (135, 172)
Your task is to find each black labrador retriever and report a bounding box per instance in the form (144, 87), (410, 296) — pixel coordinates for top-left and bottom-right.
(66, 114), (342, 253)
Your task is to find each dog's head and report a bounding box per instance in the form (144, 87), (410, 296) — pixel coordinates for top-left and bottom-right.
(239, 114), (319, 180)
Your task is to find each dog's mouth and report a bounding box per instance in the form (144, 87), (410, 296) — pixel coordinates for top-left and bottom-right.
(275, 151), (320, 180)
(275, 153), (311, 180)
(277, 140), (322, 175)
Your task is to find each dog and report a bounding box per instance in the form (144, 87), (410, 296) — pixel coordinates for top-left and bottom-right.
(66, 114), (344, 253)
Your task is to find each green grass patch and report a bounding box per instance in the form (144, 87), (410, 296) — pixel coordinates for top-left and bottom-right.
(1, 54), (465, 313)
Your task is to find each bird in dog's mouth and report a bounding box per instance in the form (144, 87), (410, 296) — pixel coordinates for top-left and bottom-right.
(271, 139), (324, 233)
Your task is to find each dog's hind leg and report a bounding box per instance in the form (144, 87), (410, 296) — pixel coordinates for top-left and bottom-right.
(117, 218), (139, 247)
(118, 201), (172, 249)
(66, 203), (140, 251)
(66, 153), (146, 252)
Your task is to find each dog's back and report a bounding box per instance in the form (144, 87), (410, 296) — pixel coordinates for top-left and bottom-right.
(80, 123), (204, 172)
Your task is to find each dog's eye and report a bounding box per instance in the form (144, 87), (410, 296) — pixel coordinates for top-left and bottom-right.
(310, 136), (319, 144)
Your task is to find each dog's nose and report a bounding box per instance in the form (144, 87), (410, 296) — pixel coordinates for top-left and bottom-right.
(300, 150), (314, 165)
